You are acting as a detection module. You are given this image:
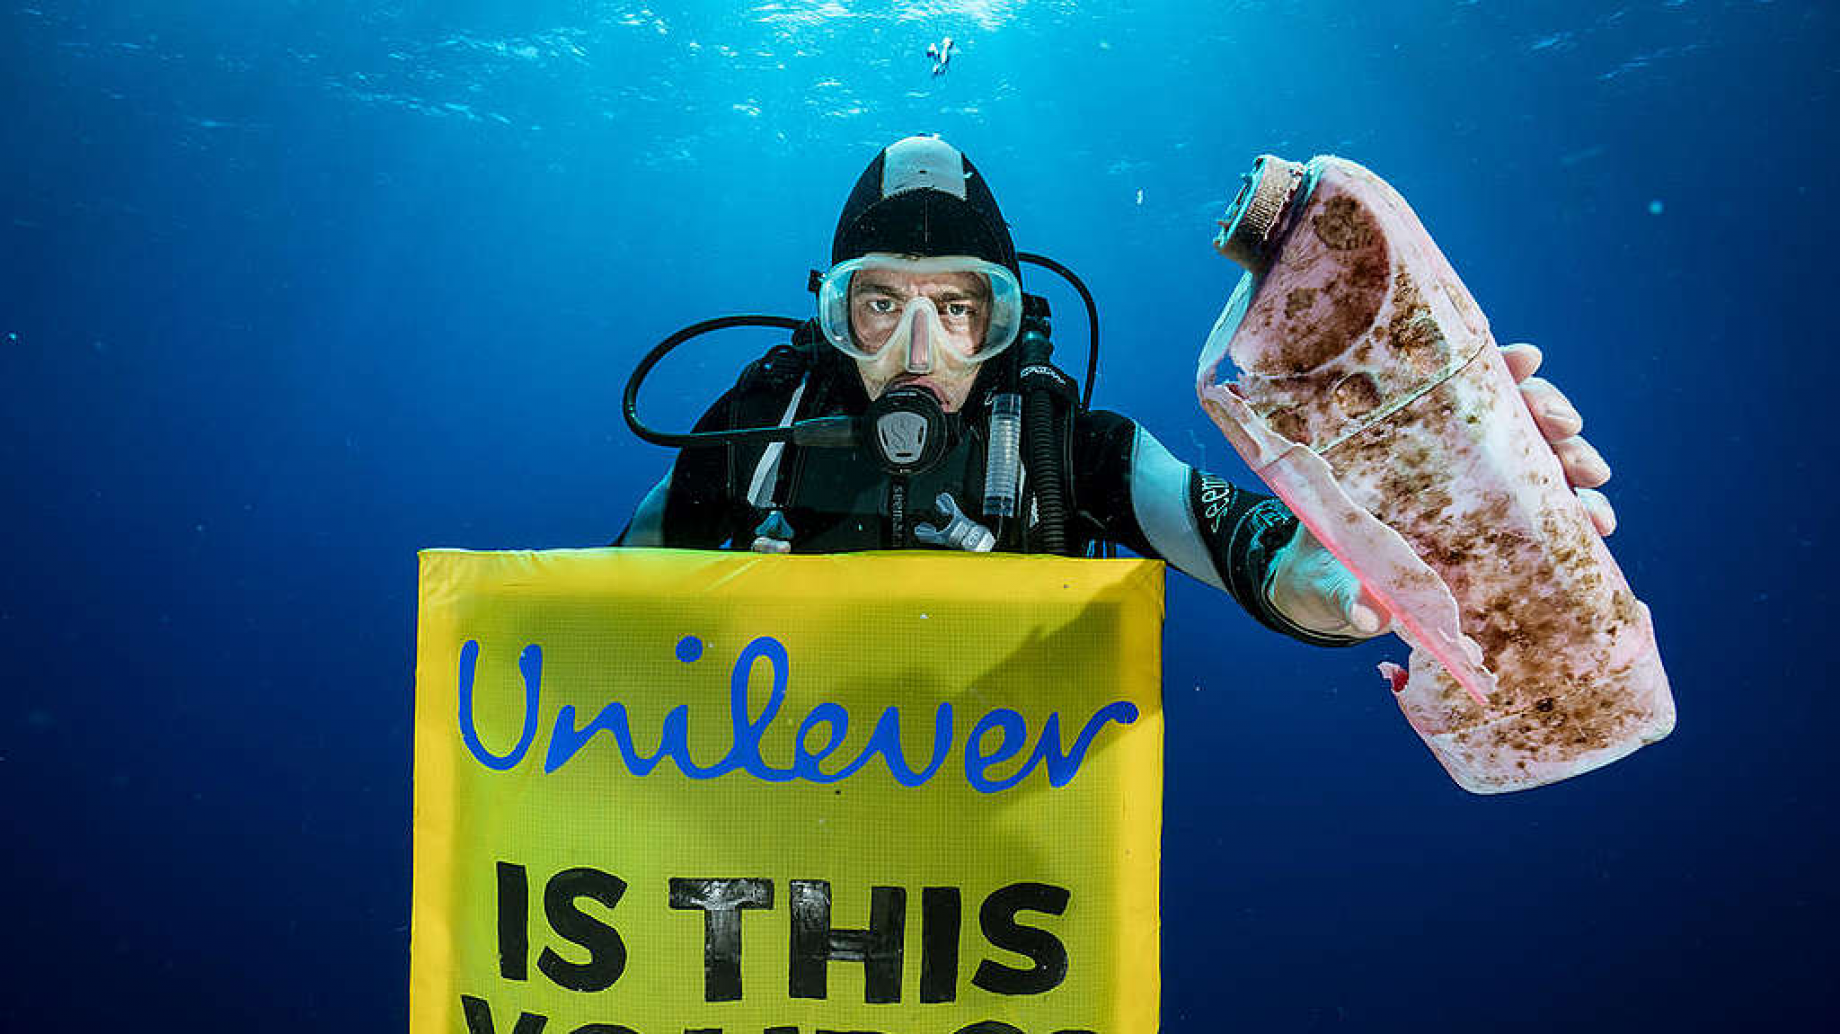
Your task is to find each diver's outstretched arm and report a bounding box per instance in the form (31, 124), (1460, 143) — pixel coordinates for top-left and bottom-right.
(1078, 413), (1365, 646)
(614, 474), (671, 547)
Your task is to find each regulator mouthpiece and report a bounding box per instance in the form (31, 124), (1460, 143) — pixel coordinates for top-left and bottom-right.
(864, 385), (949, 476)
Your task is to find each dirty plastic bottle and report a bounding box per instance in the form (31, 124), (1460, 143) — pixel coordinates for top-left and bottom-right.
(1196, 154), (1675, 793)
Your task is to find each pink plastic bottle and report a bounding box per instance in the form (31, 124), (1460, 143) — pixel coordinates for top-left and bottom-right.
(1196, 155), (1675, 793)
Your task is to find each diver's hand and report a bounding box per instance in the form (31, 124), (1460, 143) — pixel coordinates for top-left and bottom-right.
(1265, 524), (1391, 640)
(1503, 342), (1617, 536)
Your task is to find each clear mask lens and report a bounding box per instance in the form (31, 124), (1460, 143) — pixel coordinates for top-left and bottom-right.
(817, 254), (1022, 364)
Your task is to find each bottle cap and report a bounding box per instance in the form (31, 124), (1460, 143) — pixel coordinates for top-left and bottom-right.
(1214, 155), (1306, 271)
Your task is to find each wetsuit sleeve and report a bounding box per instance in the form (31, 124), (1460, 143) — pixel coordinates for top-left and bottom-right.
(614, 473), (671, 547)
(1074, 410), (1363, 648)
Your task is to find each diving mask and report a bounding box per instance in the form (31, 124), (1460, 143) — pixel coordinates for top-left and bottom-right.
(816, 254), (1023, 365)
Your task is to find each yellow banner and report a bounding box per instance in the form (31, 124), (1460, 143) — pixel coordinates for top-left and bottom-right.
(411, 548), (1164, 1034)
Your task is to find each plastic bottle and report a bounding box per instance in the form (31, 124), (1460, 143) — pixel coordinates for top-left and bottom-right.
(1197, 154), (1675, 793)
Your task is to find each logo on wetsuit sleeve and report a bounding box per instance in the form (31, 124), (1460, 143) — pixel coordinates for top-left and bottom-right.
(1196, 473), (1237, 536)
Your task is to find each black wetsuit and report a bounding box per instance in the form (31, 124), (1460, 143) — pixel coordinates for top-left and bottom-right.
(620, 341), (1357, 648)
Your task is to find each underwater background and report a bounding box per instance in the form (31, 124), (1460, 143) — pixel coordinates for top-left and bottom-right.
(4, 1), (1835, 1029)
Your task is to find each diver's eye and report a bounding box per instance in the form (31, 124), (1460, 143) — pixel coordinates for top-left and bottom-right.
(944, 301), (978, 319)
(863, 297), (898, 316)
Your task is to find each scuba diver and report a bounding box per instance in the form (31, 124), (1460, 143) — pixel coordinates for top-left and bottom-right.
(619, 135), (1615, 645)
(927, 37), (956, 76)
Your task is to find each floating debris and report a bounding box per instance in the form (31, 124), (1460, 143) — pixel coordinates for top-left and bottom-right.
(926, 35), (956, 76)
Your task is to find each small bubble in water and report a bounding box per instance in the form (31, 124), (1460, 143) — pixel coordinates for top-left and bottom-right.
(5, 332), (15, 343)
(1647, 199), (1664, 215)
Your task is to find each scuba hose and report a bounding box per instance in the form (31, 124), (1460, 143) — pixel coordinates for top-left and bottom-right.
(1015, 304), (1078, 556)
(1018, 251), (1100, 411)
(1025, 351), (1065, 554)
(623, 315), (856, 450)
(1014, 253), (1097, 556)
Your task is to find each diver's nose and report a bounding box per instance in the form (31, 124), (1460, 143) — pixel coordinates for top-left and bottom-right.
(905, 310), (933, 373)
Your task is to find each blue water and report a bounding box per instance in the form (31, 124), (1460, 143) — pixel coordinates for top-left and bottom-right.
(3, 1), (1834, 1029)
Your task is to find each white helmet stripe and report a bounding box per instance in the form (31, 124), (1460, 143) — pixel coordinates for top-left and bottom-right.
(880, 136), (967, 200)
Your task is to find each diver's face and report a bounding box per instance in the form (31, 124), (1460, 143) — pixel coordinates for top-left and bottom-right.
(848, 268), (992, 413)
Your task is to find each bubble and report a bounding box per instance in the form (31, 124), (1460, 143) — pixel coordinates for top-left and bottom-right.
(1647, 199), (1664, 215)
(675, 635), (703, 663)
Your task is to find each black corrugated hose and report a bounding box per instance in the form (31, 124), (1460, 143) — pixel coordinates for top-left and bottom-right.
(1017, 320), (1068, 555)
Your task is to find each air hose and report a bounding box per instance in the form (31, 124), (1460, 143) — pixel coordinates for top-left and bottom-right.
(1016, 318), (1071, 556)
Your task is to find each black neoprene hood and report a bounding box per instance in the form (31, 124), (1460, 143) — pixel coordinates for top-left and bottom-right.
(830, 135), (1020, 279)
